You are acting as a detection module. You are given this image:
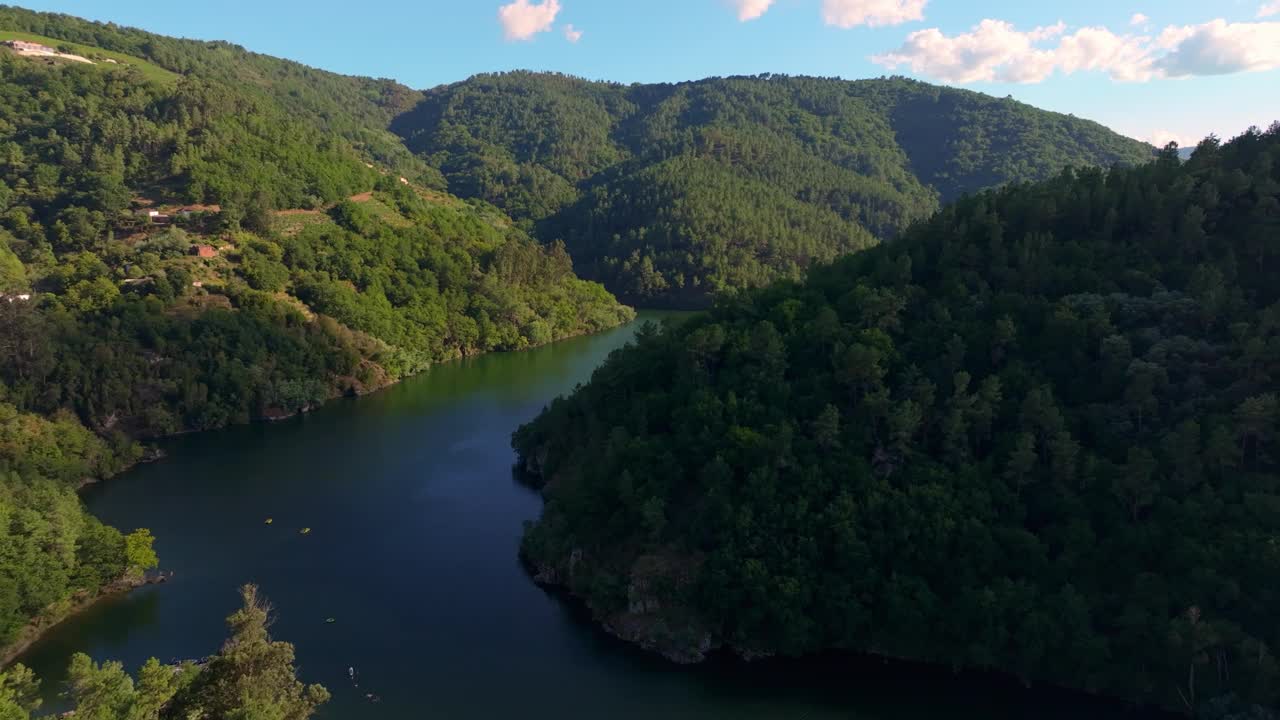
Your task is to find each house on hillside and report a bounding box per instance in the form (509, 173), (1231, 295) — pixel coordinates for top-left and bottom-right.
(191, 245), (217, 258)
(146, 210), (172, 225)
(4, 40), (94, 64)
(177, 204), (222, 217)
(2, 294), (32, 303)
(3, 40), (55, 53)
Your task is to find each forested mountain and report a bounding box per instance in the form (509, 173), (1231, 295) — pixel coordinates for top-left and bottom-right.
(514, 125), (1280, 715)
(0, 5), (630, 658)
(394, 71), (1154, 304)
(0, 4), (434, 186)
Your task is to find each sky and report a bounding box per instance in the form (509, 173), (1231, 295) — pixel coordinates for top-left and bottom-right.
(12, 0), (1280, 145)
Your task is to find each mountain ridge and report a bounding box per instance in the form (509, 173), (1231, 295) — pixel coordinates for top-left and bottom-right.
(392, 70), (1155, 304)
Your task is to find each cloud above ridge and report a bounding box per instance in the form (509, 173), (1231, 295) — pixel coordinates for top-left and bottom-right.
(822, 0), (927, 28)
(873, 17), (1280, 83)
(730, 0), (776, 21)
(498, 0), (561, 41)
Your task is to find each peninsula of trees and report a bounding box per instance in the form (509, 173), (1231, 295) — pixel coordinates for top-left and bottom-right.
(515, 126), (1280, 715)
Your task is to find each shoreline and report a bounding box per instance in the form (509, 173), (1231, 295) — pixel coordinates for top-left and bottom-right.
(1, 573), (168, 668)
(80, 310), (643, 487)
(179, 309), (641, 429)
(529, 568), (1181, 718)
(5, 312), (641, 669)
(515, 447), (1184, 716)
(520, 551), (1185, 719)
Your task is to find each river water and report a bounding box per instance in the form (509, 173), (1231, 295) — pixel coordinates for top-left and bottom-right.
(17, 312), (1152, 719)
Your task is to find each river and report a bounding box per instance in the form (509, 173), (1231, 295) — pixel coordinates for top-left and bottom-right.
(16, 312), (1153, 719)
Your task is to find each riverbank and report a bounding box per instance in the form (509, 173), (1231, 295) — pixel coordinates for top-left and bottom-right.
(1, 573), (168, 668)
(210, 307), (639, 427)
(6, 310), (640, 673)
(519, 540), (1191, 719)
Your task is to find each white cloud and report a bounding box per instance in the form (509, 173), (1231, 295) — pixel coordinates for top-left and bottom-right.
(1130, 13), (1148, 26)
(1054, 26), (1154, 80)
(873, 17), (1280, 84)
(731, 0), (776, 21)
(872, 20), (1088, 83)
(1260, 3), (1280, 18)
(497, 0), (561, 41)
(1154, 19), (1280, 76)
(1147, 129), (1195, 147)
(822, 0), (927, 28)
(563, 23), (583, 42)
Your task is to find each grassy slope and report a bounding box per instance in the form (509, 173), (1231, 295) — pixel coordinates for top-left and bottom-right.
(0, 29), (177, 84)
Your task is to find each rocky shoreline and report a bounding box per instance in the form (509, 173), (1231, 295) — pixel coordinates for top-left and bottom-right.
(1, 572), (170, 668)
(519, 450), (730, 666)
(525, 552), (722, 665)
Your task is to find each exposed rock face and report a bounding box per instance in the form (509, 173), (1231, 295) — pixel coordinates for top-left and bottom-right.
(627, 576), (662, 615)
(522, 445), (550, 480)
(530, 561), (560, 585)
(517, 446), (725, 663)
(602, 613), (718, 665)
(525, 542), (721, 664)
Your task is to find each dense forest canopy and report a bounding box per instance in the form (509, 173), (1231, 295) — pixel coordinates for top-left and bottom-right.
(394, 71), (1154, 304)
(0, 4), (434, 186)
(0, 5), (631, 656)
(514, 125), (1280, 715)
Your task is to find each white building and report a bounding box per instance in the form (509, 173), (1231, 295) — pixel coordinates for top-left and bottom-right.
(3, 40), (55, 53)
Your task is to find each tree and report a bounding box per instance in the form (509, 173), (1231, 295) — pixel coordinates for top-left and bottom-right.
(66, 654), (136, 720)
(812, 404), (841, 449)
(0, 239), (26, 293)
(0, 665), (39, 720)
(124, 529), (159, 578)
(1234, 394), (1277, 466)
(1005, 432), (1038, 496)
(168, 585), (330, 720)
(133, 658), (180, 720)
(1115, 447), (1159, 522)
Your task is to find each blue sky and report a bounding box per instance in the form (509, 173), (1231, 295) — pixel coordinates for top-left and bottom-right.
(12, 0), (1280, 144)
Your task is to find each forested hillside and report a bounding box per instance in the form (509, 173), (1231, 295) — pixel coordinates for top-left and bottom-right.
(0, 4), (434, 186)
(394, 72), (1154, 304)
(514, 125), (1280, 715)
(0, 6), (631, 657)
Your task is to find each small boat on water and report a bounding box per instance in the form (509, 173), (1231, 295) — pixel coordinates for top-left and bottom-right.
(265, 518), (273, 525)
(300, 527), (311, 535)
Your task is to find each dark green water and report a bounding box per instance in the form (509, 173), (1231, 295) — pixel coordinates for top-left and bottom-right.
(17, 312), (1153, 719)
